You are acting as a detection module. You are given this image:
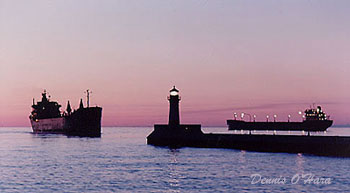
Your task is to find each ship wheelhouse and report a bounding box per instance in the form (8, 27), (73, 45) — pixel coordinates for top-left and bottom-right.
(304, 106), (329, 121)
(30, 91), (62, 120)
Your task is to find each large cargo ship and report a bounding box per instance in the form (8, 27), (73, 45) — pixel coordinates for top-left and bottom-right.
(30, 90), (102, 137)
(227, 106), (333, 131)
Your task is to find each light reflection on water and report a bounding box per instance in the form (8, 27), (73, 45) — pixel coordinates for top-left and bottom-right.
(0, 127), (349, 192)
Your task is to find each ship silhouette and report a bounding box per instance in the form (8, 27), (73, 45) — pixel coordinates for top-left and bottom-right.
(227, 106), (333, 131)
(29, 90), (102, 137)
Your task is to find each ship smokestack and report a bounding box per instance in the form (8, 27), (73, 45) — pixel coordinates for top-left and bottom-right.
(79, 98), (84, 109)
(66, 101), (72, 114)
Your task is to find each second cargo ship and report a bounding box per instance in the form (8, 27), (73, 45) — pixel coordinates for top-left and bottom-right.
(227, 106), (333, 131)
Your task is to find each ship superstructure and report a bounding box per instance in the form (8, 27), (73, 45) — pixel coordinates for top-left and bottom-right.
(30, 90), (65, 133)
(304, 106), (329, 121)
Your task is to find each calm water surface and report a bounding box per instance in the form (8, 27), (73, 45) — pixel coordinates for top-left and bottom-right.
(0, 127), (350, 192)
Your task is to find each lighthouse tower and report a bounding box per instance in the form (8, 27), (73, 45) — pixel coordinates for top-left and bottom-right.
(168, 86), (180, 126)
(147, 86), (202, 146)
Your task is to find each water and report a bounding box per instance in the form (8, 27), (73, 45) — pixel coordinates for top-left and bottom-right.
(0, 127), (350, 192)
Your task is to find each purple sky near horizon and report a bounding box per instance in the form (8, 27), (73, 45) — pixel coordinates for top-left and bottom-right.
(1, 0), (350, 126)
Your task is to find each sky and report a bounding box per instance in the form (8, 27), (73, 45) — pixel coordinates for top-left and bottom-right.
(1, 0), (350, 126)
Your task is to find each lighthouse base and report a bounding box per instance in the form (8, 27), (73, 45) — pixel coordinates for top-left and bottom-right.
(147, 124), (202, 148)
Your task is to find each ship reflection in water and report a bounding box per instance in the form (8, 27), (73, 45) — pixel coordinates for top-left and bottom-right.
(30, 90), (102, 137)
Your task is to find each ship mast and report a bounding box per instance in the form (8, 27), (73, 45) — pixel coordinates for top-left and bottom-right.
(85, 89), (92, 108)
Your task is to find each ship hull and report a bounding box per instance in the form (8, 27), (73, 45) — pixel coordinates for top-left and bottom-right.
(30, 117), (65, 133)
(30, 107), (102, 137)
(227, 120), (333, 131)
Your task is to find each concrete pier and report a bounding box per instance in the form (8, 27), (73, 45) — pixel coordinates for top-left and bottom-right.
(148, 125), (350, 157)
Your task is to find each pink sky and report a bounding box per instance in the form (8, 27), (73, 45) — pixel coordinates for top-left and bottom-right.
(1, 1), (350, 126)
